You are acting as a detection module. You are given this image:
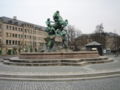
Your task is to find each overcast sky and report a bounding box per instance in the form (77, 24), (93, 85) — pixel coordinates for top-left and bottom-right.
(0, 0), (120, 34)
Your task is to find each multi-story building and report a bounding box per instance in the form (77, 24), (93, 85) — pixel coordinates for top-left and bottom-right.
(0, 16), (48, 55)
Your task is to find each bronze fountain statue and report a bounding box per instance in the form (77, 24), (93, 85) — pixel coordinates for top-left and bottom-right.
(45, 11), (68, 51)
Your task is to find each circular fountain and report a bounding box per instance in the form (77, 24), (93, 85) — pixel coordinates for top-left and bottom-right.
(2, 11), (113, 66)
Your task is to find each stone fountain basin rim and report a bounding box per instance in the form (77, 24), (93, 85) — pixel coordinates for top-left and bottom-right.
(20, 51), (98, 55)
(4, 56), (108, 61)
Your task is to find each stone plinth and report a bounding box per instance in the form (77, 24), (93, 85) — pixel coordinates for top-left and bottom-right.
(3, 51), (113, 66)
(19, 51), (99, 59)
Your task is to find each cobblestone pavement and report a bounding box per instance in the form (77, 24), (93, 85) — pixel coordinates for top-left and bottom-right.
(0, 55), (119, 75)
(0, 77), (120, 90)
(88, 55), (120, 71)
(0, 55), (120, 90)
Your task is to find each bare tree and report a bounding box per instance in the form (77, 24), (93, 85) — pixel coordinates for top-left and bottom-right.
(75, 29), (82, 38)
(112, 31), (120, 55)
(75, 34), (90, 50)
(95, 23), (104, 33)
(67, 25), (76, 43)
(91, 23), (106, 48)
(66, 25), (82, 50)
(66, 25), (82, 43)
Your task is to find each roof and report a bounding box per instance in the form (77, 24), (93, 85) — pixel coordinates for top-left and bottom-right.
(85, 41), (102, 46)
(0, 16), (46, 31)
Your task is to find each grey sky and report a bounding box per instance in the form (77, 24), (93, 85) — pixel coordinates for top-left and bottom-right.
(0, 0), (120, 34)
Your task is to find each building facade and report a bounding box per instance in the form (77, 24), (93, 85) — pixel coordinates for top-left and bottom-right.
(0, 16), (48, 55)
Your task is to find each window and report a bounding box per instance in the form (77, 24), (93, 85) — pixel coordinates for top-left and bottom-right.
(9, 26), (11, 30)
(14, 22), (18, 25)
(18, 28), (20, 31)
(8, 20), (12, 24)
(12, 40), (15, 45)
(13, 26), (14, 30)
(19, 34), (20, 38)
(12, 34), (14, 37)
(15, 40), (17, 45)
(6, 25), (9, 29)
(18, 41), (20, 45)
(15, 27), (17, 31)
(6, 40), (8, 45)
(9, 40), (11, 45)
(15, 34), (17, 38)
(24, 35), (26, 39)
(21, 28), (23, 32)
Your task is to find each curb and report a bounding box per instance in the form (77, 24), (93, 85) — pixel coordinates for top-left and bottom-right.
(0, 71), (120, 81)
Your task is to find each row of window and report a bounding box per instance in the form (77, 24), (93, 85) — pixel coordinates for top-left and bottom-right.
(6, 25), (23, 32)
(7, 21), (37, 28)
(6, 32), (43, 40)
(6, 40), (43, 46)
(6, 25), (43, 35)
(21, 23), (34, 28)
(6, 40), (20, 45)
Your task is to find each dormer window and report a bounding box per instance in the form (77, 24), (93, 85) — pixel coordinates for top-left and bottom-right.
(14, 22), (18, 25)
(8, 20), (12, 24)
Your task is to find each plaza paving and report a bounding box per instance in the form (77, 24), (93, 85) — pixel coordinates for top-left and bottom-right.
(0, 55), (119, 76)
(0, 55), (120, 90)
(0, 77), (120, 90)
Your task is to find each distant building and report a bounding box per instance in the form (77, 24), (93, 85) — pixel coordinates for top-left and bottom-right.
(0, 16), (48, 55)
(75, 32), (120, 52)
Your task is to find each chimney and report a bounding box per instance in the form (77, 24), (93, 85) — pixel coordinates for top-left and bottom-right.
(13, 16), (17, 20)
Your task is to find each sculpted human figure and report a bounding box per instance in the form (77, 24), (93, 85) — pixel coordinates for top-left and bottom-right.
(46, 18), (51, 27)
(45, 11), (68, 51)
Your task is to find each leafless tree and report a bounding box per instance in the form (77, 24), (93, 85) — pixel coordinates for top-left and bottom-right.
(95, 23), (104, 33)
(91, 23), (106, 48)
(66, 25), (82, 50)
(66, 25), (82, 42)
(112, 31), (120, 55)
